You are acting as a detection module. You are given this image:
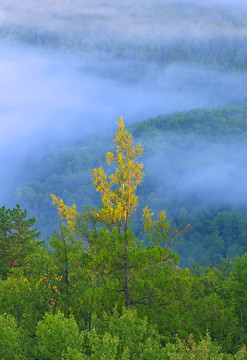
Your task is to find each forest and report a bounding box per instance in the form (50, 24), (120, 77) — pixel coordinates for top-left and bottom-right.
(1, 119), (247, 359)
(2, 0), (247, 358)
(10, 102), (247, 268)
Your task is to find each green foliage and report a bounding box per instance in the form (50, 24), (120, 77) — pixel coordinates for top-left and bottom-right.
(84, 308), (165, 360)
(85, 119), (179, 309)
(143, 206), (172, 246)
(0, 204), (41, 278)
(36, 311), (83, 360)
(87, 329), (119, 360)
(131, 104), (247, 139)
(12, 103), (247, 267)
(224, 253), (247, 346)
(0, 313), (25, 360)
(164, 333), (247, 359)
(2, 107), (247, 357)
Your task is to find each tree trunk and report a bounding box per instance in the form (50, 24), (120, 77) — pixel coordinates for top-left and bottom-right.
(60, 225), (70, 296)
(124, 241), (131, 308)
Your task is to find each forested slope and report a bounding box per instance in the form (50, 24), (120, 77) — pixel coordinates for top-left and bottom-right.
(2, 120), (247, 359)
(10, 102), (247, 267)
(2, 1), (247, 358)
(2, 1), (247, 78)
(131, 104), (247, 138)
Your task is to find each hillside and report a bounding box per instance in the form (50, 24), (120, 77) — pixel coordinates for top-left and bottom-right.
(2, 119), (247, 358)
(8, 102), (247, 267)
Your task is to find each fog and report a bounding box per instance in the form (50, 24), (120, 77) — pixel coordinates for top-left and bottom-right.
(1, 0), (247, 219)
(1, 0), (247, 42)
(144, 136), (247, 210)
(1, 43), (247, 152)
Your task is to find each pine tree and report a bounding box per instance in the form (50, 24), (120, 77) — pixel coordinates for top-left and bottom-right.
(52, 118), (182, 310)
(0, 204), (41, 278)
(90, 117), (144, 307)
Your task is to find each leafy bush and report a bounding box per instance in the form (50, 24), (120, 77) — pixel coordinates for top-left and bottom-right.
(36, 311), (83, 360)
(0, 313), (25, 360)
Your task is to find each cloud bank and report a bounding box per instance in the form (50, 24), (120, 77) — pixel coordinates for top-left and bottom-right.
(1, 0), (247, 217)
(144, 135), (247, 210)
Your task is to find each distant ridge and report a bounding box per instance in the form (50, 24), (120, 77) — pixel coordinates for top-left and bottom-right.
(131, 102), (247, 138)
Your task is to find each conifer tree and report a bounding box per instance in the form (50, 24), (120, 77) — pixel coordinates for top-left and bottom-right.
(0, 204), (41, 278)
(91, 117), (144, 232)
(52, 118), (180, 309)
(90, 117), (144, 307)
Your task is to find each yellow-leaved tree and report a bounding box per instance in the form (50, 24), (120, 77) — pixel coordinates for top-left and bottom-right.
(51, 117), (185, 310)
(91, 117), (144, 232)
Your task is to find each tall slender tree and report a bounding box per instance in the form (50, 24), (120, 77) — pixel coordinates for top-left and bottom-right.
(90, 117), (144, 307)
(52, 118), (181, 310)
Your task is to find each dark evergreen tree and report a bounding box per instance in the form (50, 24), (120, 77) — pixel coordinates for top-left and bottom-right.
(0, 204), (41, 278)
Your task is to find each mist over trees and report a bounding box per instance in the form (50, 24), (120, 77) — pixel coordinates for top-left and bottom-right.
(0, 122), (247, 360)
(1, 120), (247, 358)
(1, 0), (247, 357)
(1, 0), (247, 155)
